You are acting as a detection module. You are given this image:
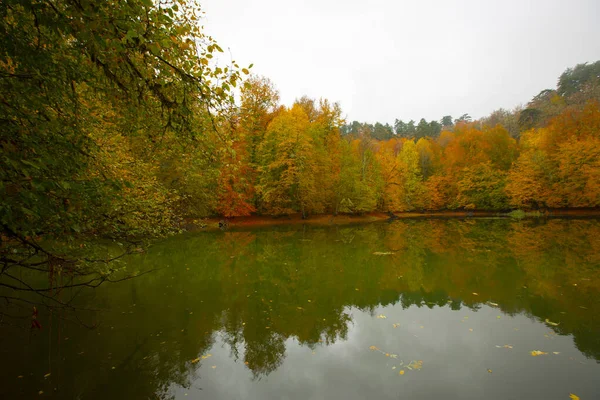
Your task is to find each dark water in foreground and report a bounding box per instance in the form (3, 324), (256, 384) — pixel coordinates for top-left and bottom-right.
(1, 218), (600, 399)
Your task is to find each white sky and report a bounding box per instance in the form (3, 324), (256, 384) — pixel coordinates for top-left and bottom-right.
(200, 0), (600, 124)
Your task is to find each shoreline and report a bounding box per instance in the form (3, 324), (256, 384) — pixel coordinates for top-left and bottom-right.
(184, 209), (600, 231)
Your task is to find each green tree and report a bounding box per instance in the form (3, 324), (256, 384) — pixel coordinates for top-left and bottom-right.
(1, 0), (243, 300)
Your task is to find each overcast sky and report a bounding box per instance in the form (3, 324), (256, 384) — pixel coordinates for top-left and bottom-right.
(200, 0), (600, 124)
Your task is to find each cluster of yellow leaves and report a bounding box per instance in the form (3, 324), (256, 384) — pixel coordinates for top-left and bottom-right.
(530, 350), (548, 356)
(191, 354), (212, 364)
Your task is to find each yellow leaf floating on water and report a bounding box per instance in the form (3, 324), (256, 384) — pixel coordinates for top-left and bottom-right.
(472, 293), (479, 296)
(44, 373), (51, 378)
(399, 370), (405, 375)
(211, 366), (216, 369)
(369, 346), (379, 351)
(191, 358), (200, 364)
(407, 360), (423, 370)
(376, 314), (387, 319)
(392, 323), (400, 328)
(553, 352), (560, 355)
(503, 345), (513, 349)
(487, 369), (492, 373)
(202, 354), (212, 359)
(530, 350), (548, 356)
(569, 394), (580, 400)
(469, 328), (474, 332)
(545, 318), (560, 326)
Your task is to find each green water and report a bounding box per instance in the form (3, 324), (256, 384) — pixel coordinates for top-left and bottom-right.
(1, 218), (600, 399)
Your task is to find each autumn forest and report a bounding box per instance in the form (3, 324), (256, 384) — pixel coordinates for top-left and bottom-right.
(2, 1), (600, 399)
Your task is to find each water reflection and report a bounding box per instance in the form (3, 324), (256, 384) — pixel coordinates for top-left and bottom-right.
(1, 218), (600, 399)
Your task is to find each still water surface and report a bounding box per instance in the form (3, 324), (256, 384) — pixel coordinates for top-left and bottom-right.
(1, 218), (600, 399)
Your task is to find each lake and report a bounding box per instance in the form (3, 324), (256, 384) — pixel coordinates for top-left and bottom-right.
(1, 218), (600, 399)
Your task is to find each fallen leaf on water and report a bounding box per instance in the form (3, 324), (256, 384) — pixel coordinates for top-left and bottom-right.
(201, 354), (212, 359)
(211, 366), (216, 369)
(469, 328), (474, 332)
(17, 375), (23, 379)
(407, 360), (423, 370)
(369, 346), (379, 351)
(487, 369), (492, 373)
(497, 316), (501, 319)
(376, 314), (387, 319)
(472, 293), (479, 296)
(392, 323), (400, 328)
(385, 353), (390, 357)
(389, 354), (398, 359)
(545, 318), (560, 326)
(488, 302), (499, 307)
(420, 325), (424, 329)
(399, 370), (405, 375)
(552, 352), (560, 355)
(44, 373), (51, 378)
(569, 394), (579, 400)
(530, 350), (548, 356)
(392, 366), (396, 370)
(503, 345), (513, 349)
(244, 361), (249, 365)
(191, 358), (200, 364)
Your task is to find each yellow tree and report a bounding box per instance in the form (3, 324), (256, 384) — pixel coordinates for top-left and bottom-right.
(397, 140), (424, 210)
(256, 105), (317, 217)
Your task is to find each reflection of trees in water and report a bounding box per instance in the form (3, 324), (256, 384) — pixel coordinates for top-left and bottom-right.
(244, 331), (286, 379)
(3, 218), (600, 398)
(208, 219), (600, 371)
